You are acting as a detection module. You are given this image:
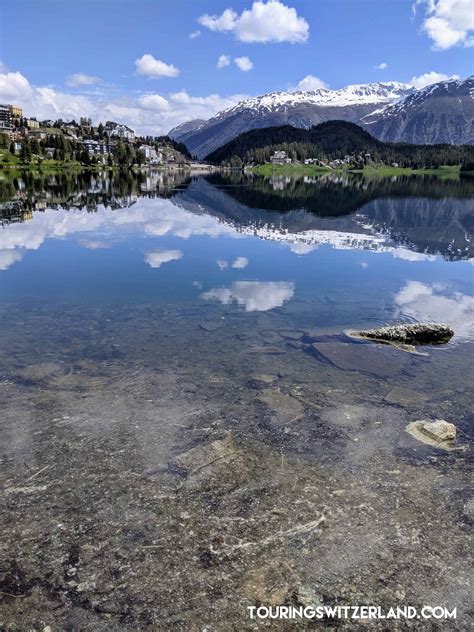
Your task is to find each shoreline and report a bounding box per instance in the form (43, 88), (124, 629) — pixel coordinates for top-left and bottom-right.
(250, 163), (467, 178)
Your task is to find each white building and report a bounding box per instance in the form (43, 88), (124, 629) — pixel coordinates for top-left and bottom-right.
(104, 122), (135, 141)
(83, 140), (111, 155)
(270, 150), (291, 165)
(139, 144), (158, 160)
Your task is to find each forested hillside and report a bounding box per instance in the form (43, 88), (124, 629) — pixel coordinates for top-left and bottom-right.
(205, 121), (474, 168)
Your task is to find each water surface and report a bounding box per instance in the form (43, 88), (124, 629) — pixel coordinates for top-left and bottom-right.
(0, 170), (472, 630)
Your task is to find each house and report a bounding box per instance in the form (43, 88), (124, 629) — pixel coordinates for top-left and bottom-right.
(270, 150), (292, 165)
(104, 121), (135, 141)
(28, 129), (49, 140)
(83, 140), (111, 155)
(26, 119), (40, 129)
(138, 144), (159, 161)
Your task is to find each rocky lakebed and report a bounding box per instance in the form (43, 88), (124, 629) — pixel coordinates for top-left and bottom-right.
(0, 303), (472, 631)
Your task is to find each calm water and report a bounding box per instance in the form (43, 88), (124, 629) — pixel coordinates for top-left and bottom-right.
(1, 171), (473, 332)
(1, 170), (473, 629)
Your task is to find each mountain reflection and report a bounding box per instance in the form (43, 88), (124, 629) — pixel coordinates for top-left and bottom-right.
(0, 171), (473, 262)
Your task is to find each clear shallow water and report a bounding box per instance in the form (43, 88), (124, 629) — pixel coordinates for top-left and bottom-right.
(0, 170), (473, 630)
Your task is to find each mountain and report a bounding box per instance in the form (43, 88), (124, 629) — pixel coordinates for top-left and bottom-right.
(363, 77), (474, 145)
(168, 119), (206, 144)
(172, 82), (413, 158)
(171, 78), (474, 158)
(204, 120), (474, 167)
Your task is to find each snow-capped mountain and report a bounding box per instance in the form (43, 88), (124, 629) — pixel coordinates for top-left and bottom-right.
(169, 77), (473, 158)
(169, 82), (414, 159)
(363, 76), (474, 144)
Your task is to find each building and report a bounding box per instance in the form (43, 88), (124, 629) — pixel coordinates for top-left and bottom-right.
(9, 105), (23, 118)
(26, 119), (40, 129)
(104, 121), (135, 141)
(83, 140), (111, 155)
(0, 104), (24, 131)
(28, 129), (49, 141)
(0, 104), (13, 131)
(270, 150), (292, 165)
(138, 144), (158, 161)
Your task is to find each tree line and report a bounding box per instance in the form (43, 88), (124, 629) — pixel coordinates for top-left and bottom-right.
(205, 121), (474, 168)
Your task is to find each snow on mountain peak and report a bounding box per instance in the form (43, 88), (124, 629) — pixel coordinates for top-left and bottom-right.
(218, 81), (414, 118)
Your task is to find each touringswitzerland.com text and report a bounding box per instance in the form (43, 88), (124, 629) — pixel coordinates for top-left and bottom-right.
(247, 605), (457, 621)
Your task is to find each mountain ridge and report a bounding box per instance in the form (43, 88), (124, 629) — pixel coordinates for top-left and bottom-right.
(169, 78), (473, 158)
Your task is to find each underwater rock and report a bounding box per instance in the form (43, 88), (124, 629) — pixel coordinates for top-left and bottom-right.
(247, 374), (279, 389)
(244, 563), (294, 606)
(348, 323), (454, 346)
(419, 419), (456, 442)
(406, 419), (457, 450)
(384, 386), (428, 408)
(18, 362), (68, 382)
(258, 388), (304, 422)
(199, 320), (224, 332)
(295, 584), (323, 609)
(174, 434), (255, 491)
(311, 341), (409, 377)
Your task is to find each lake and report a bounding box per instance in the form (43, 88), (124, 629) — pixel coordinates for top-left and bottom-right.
(0, 170), (473, 629)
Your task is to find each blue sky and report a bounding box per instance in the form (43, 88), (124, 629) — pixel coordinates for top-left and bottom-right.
(0, 0), (472, 134)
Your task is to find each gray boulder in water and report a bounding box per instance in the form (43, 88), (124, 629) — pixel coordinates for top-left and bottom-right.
(348, 323), (454, 346)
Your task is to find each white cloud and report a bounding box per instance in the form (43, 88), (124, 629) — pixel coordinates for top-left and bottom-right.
(189, 30), (201, 39)
(144, 250), (183, 268)
(392, 247), (437, 261)
(415, 0), (474, 49)
(202, 281), (295, 312)
(232, 256), (249, 268)
(199, 8), (238, 32)
(0, 249), (24, 270)
(287, 243), (317, 255)
(410, 70), (460, 88)
(375, 62), (388, 70)
(65, 73), (101, 88)
(0, 71), (33, 100)
(217, 54), (231, 69)
(234, 56), (254, 72)
(0, 68), (246, 136)
(394, 280), (474, 340)
(291, 74), (328, 92)
(217, 259), (229, 270)
(138, 93), (170, 110)
(199, 1), (309, 43)
(77, 239), (110, 250)
(135, 54), (179, 78)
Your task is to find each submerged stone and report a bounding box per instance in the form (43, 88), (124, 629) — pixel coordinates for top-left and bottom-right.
(199, 320), (224, 332)
(258, 388), (304, 422)
(406, 419), (457, 450)
(311, 341), (409, 377)
(247, 374), (279, 389)
(348, 323), (454, 346)
(384, 386), (428, 407)
(419, 419), (456, 442)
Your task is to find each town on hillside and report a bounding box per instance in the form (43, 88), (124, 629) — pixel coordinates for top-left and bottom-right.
(0, 103), (191, 169)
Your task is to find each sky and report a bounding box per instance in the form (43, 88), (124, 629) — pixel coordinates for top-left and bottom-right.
(0, 0), (472, 135)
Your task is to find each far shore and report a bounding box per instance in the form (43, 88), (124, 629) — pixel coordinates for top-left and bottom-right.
(250, 162), (468, 178)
